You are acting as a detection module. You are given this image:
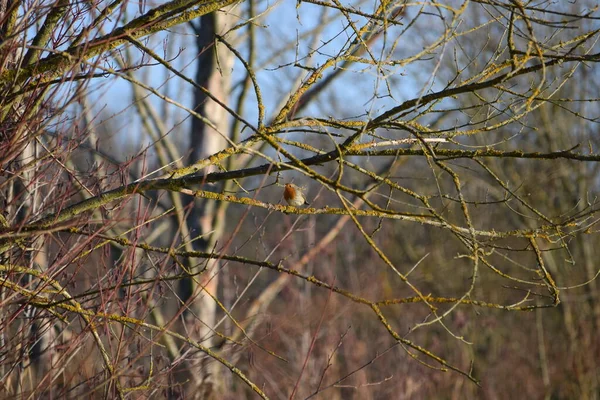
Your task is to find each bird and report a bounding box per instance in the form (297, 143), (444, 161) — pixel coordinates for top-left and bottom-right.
(283, 183), (309, 206)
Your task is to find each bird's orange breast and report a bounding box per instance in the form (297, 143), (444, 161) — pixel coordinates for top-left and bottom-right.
(284, 185), (295, 201)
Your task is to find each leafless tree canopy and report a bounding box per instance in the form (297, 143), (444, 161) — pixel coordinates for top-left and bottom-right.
(1, 0), (600, 398)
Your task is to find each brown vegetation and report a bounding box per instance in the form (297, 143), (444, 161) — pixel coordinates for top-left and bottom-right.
(1, 0), (600, 398)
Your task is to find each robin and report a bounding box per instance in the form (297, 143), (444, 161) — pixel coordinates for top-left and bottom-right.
(283, 183), (310, 206)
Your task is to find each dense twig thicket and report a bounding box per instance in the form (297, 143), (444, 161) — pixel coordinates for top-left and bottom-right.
(1, 0), (600, 398)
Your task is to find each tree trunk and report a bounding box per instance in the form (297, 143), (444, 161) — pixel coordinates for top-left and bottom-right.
(1, 2), (54, 394)
(181, 10), (234, 399)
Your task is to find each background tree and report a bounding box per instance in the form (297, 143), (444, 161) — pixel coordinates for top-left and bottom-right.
(1, 0), (600, 398)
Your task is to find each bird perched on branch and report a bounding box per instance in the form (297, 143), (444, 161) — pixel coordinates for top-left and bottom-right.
(283, 183), (309, 206)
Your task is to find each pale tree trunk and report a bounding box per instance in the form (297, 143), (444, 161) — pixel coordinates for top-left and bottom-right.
(0, 1), (53, 394)
(181, 10), (234, 399)
(18, 142), (53, 393)
(0, 2), (19, 391)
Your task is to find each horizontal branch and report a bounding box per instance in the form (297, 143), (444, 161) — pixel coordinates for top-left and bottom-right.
(0, 145), (594, 248)
(0, 0), (239, 87)
(204, 146), (600, 183)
